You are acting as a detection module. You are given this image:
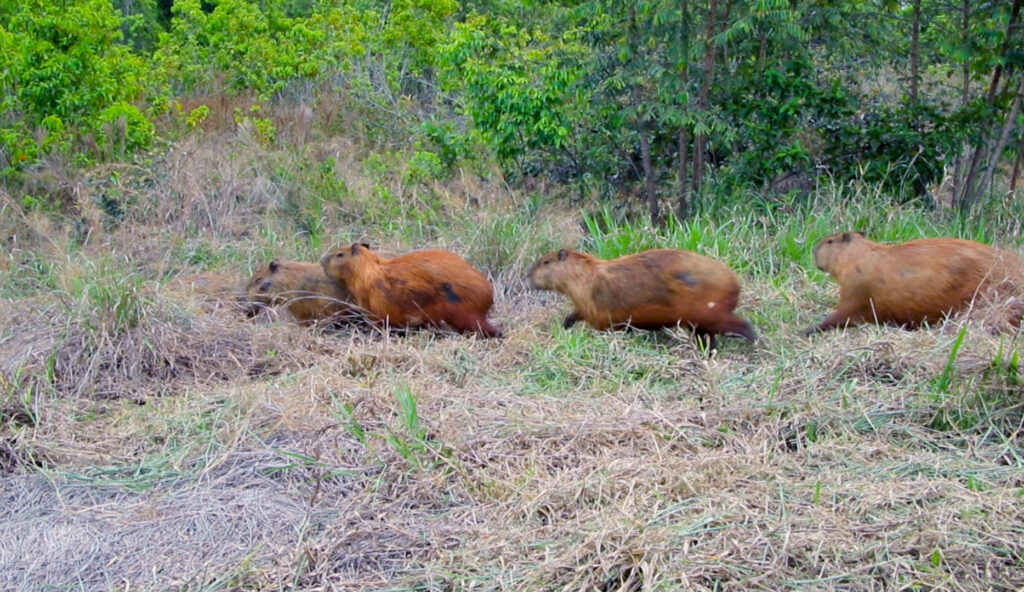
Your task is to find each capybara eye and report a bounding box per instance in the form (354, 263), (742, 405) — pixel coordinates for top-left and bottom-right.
(543, 260), (550, 265)
(335, 252), (344, 258)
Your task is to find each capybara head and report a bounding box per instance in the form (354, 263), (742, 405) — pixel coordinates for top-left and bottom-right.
(813, 231), (865, 272)
(243, 260), (336, 316)
(527, 249), (586, 290)
(245, 260), (282, 312)
(320, 242), (375, 284)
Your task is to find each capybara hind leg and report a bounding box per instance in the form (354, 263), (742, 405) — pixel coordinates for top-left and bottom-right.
(562, 311), (581, 329)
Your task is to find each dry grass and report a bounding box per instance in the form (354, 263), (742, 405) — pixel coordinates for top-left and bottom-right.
(1, 126), (1023, 591)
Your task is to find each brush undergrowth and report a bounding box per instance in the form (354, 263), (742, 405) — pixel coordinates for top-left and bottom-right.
(1, 127), (1023, 591)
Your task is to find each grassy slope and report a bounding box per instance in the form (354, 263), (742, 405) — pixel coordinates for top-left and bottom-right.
(0, 128), (1023, 591)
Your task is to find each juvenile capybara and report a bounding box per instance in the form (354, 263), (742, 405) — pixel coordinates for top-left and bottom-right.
(244, 260), (357, 325)
(805, 232), (1024, 333)
(320, 244), (501, 337)
(527, 248), (757, 346)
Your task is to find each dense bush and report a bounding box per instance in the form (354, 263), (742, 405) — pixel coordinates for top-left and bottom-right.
(0, 0), (149, 175)
(0, 0), (1020, 213)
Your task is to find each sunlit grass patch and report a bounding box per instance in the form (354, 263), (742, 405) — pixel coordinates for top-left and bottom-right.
(519, 323), (708, 399)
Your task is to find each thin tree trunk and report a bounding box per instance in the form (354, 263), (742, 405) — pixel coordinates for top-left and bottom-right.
(636, 87), (659, 226)
(628, 5), (659, 226)
(693, 0), (718, 198)
(1010, 135), (1024, 192)
(678, 127), (689, 218)
(640, 121), (658, 226)
(985, 0), (1022, 105)
(980, 73), (1024, 197)
(956, 0), (1023, 212)
(678, 0), (692, 219)
(910, 0), (921, 105)
(952, 0), (970, 202)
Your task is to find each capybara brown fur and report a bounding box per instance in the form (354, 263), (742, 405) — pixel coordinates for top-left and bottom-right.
(527, 248), (757, 346)
(805, 232), (1024, 333)
(320, 244), (501, 337)
(244, 260), (356, 325)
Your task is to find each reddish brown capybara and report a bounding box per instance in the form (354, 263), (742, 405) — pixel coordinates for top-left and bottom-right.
(320, 243), (501, 337)
(804, 232), (1024, 334)
(527, 248), (757, 347)
(244, 260), (357, 326)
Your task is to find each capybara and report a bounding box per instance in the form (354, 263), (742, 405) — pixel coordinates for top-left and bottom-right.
(319, 244), (501, 337)
(805, 232), (1024, 333)
(244, 260), (357, 325)
(527, 248), (757, 347)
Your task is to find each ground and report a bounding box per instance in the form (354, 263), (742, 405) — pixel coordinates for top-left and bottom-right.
(0, 136), (1022, 591)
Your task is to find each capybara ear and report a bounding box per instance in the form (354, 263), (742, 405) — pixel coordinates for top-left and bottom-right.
(854, 231), (865, 238)
(360, 242), (371, 250)
(558, 249), (568, 261)
(842, 232), (854, 242)
(350, 243), (362, 254)
(269, 261), (279, 273)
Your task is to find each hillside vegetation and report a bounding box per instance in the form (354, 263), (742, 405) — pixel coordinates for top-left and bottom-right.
(1, 0), (1024, 590)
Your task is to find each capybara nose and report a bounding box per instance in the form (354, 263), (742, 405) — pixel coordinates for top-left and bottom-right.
(319, 251), (331, 269)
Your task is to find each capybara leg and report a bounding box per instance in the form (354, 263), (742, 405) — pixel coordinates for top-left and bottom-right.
(562, 311), (581, 329)
(693, 328), (717, 352)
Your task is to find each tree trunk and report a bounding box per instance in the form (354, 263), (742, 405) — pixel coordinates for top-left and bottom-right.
(985, 0), (1022, 105)
(628, 5), (659, 226)
(678, 127), (689, 218)
(980, 73), (1024, 197)
(1010, 135), (1024, 192)
(956, 0), (1023, 213)
(952, 0), (970, 201)
(693, 0), (719, 198)
(910, 0), (920, 105)
(678, 0), (692, 219)
(636, 87), (659, 226)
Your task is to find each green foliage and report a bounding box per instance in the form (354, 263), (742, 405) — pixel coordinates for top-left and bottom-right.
(0, 0), (1020, 219)
(152, 0), (363, 96)
(438, 15), (585, 171)
(0, 0), (150, 177)
(186, 105), (210, 129)
(96, 102), (156, 155)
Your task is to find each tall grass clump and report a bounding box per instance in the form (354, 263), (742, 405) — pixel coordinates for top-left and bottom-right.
(453, 196), (573, 279)
(62, 256), (149, 338)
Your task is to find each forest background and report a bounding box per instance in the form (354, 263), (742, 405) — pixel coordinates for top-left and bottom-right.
(1, 1), (1024, 590)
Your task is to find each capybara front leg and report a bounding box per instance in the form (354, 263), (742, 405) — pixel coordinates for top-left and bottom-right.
(562, 311), (581, 329)
(693, 328), (717, 352)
